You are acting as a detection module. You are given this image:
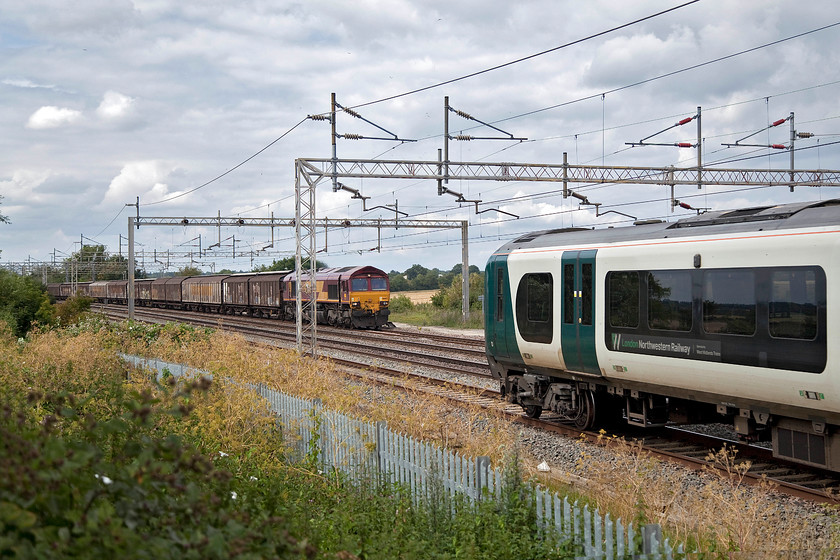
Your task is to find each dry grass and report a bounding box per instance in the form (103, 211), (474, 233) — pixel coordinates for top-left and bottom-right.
(548, 431), (840, 554)
(114, 325), (516, 465)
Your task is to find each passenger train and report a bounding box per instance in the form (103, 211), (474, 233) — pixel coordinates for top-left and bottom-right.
(485, 199), (840, 471)
(48, 266), (391, 329)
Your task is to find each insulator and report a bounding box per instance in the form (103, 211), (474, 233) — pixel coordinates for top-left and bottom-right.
(771, 144), (786, 149)
(797, 132), (814, 139)
(343, 107), (361, 118)
(677, 142), (693, 148)
(771, 118), (786, 127)
(678, 201), (692, 210)
(455, 135), (473, 141)
(677, 117), (692, 126)
(342, 133), (363, 140)
(571, 191), (588, 203)
(308, 114), (329, 121)
(454, 109), (473, 120)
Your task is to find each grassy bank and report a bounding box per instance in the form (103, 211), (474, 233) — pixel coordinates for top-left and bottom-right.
(3, 317), (838, 557)
(0, 320), (574, 559)
(388, 296), (484, 329)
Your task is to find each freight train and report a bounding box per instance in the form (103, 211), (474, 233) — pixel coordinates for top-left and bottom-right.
(48, 266), (391, 329)
(485, 199), (840, 471)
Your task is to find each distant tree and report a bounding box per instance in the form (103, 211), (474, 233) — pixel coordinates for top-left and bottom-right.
(177, 265), (202, 276)
(431, 272), (485, 311)
(388, 272), (409, 292)
(0, 196), (8, 259)
(60, 244), (131, 281)
(0, 195), (8, 223)
(253, 257), (327, 272)
(404, 264), (429, 281)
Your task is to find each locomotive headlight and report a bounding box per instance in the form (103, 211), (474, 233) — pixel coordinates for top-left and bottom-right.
(351, 300), (360, 308)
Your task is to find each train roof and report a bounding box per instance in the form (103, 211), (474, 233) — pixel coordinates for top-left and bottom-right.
(494, 198), (840, 254)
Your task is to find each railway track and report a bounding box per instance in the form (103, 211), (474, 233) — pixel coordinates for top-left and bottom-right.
(97, 304), (840, 503)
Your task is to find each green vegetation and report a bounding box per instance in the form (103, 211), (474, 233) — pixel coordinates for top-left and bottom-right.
(0, 270), (54, 337)
(2, 306), (837, 557)
(253, 257), (327, 272)
(0, 322), (572, 559)
(388, 263), (481, 292)
(389, 271), (485, 329)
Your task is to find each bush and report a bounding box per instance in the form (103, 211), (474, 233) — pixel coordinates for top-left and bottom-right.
(388, 294), (414, 313)
(430, 272), (484, 311)
(0, 270), (53, 337)
(53, 295), (92, 327)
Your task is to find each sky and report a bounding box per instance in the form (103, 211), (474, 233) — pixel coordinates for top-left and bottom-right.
(2, 0), (840, 276)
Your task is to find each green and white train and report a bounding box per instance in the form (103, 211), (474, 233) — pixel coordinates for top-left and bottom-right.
(485, 199), (839, 471)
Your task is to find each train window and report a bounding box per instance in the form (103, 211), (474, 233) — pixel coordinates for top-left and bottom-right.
(648, 271), (692, 331)
(581, 263), (593, 326)
(496, 268), (504, 322)
(702, 270), (756, 335)
(770, 269), (818, 340)
(328, 284), (339, 300)
(563, 264), (574, 324)
(370, 277), (388, 291)
(516, 273), (553, 343)
(608, 271), (639, 328)
(351, 278), (369, 291)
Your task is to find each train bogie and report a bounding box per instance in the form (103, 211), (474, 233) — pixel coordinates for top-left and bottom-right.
(486, 199), (840, 471)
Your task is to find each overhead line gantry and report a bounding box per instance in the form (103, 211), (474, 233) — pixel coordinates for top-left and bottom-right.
(294, 154), (840, 354)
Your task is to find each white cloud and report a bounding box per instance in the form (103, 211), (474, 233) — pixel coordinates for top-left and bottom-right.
(0, 169), (52, 203)
(3, 78), (57, 90)
(96, 90), (135, 120)
(101, 161), (181, 207)
(26, 106), (83, 129)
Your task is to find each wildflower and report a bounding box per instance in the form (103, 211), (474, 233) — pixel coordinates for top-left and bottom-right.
(219, 451), (229, 457)
(249, 476), (258, 482)
(95, 474), (113, 485)
(231, 491), (238, 500)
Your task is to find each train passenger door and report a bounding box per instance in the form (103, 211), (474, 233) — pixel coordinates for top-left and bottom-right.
(486, 259), (513, 359)
(561, 250), (600, 374)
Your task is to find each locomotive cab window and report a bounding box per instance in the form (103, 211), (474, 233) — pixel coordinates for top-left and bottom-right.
(351, 278), (369, 291)
(516, 273), (553, 344)
(370, 277), (388, 291)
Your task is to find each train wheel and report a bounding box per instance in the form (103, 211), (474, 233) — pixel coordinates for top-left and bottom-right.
(572, 390), (596, 430)
(524, 405), (542, 419)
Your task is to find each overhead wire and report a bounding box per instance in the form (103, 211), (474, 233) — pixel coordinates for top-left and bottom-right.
(93, 7), (840, 267)
(143, 117), (308, 206)
(337, 0), (701, 112)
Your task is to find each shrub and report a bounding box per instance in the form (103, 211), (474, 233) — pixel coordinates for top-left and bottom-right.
(388, 294), (414, 313)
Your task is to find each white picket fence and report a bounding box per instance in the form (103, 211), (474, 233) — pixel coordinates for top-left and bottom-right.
(123, 354), (680, 559)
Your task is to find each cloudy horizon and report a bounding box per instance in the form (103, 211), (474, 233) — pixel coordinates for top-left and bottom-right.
(3, 0), (840, 274)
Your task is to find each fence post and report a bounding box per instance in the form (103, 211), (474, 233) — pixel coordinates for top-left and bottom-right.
(643, 523), (662, 556)
(375, 420), (387, 479)
(475, 456), (490, 501)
